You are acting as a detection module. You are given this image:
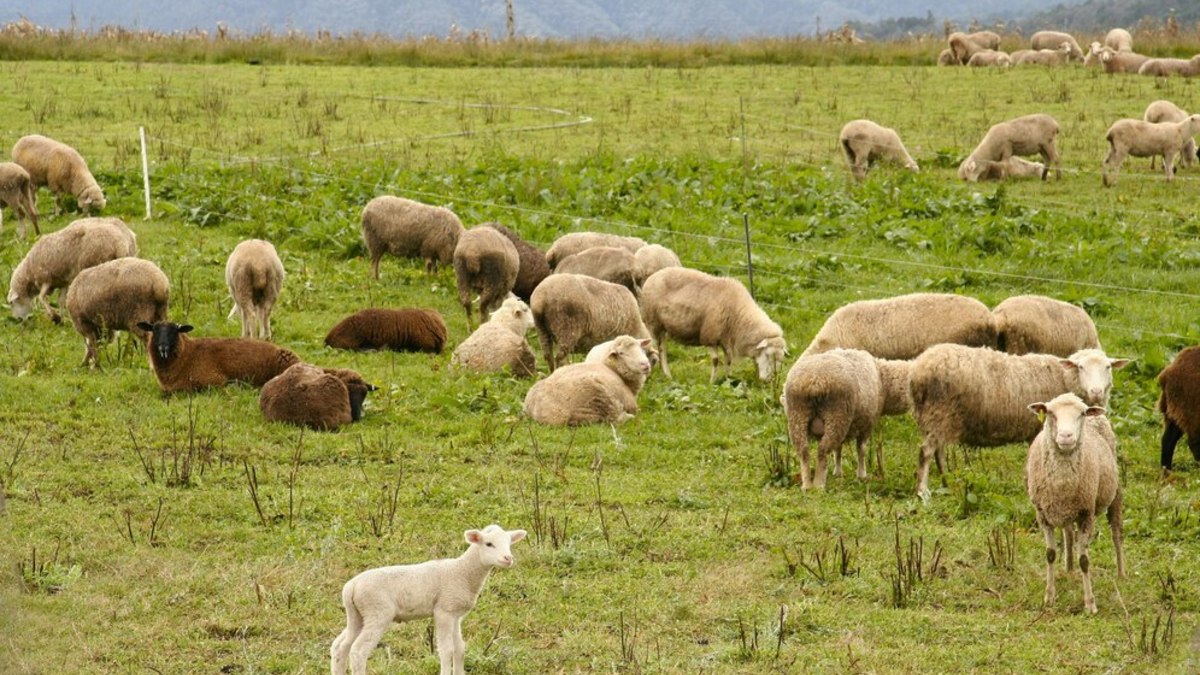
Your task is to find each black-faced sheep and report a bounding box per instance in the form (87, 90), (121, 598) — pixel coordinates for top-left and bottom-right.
(65, 257), (169, 368)
(992, 295), (1101, 356)
(484, 222), (550, 302)
(1156, 346), (1200, 470)
(838, 119), (919, 181)
(544, 231), (646, 269)
(1102, 115), (1200, 186)
(11, 134), (105, 215)
(553, 245), (640, 294)
(225, 239), (284, 340)
(451, 296), (537, 377)
(960, 114), (1061, 181)
(802, 292), (996, 359)
(530, 273), (649, 371)
(1143, 100), (1198, 170)
(1030, 30), (1084, 60)
(137, 321), (301, 393)
(0, 161), (38, 237)
(523, 335), (653, 425)
(260, 363), (376, 431)
(360, 196), (465, 278)
(632, 244), (682, 288)
(453, 225), (520, 329)
(324, 308), (447, 353)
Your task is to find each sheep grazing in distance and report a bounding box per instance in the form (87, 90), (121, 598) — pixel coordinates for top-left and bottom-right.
(993, 295), (1100, 356)
(802, 293), (996, 359)
(1104, 28), (1133, 52)
(65, 257), (169, 368)
(260, 363), (376, 431)
(1144, 100), (1198, 170)
(7, 216), (137, 322)
(960, 113), (1062, 181)
(1138, 55), (1200, 78)
(1026, 393), (1125, 614)
(1098, 47), (1151, 74)
(958, 156), (1047, 182)
(530, 273), (649, 371)
(909, 346), (1129, 500)
(324, 308), (447, 353)
(544, 231), (646, 269)
(632, 243), (681, 287)
(1030, 30), (1084, 60)
(936, 48), (957, 66)
(331, 524), (526, 675)
(947, 32), (987, 64)
(11, 134), (105, 215)
(524, 335), (653, 425)
(0, 162), (38, 237)
(640, 267), (786, 383)
(967, 50), (1012, 68)
(484, 222), (550, 302)
(964, 30), (1001, 50)
(838, 119), (919, 181)
(1013, 44), (1072, 67)
(137, 321), (301, 393)
(453, 225), (519, 329)
(225, 239), (284, 340)
(553, 245), (640, 294)
(782, 349), (911, 490)
(1102, 115), (1200, 186)
(1156, 346), (1200, 471)
(451, 296), (537, 377)
(360, 195), (465, 278)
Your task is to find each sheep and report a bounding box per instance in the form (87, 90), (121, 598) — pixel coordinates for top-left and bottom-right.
(1082, 43), (1103, 67)
(936, 48), (957, 66)
(530, 273), (649, 371)
(260, 363), (376, 431)
(64, 257), (169, 369)
(802, 293), (996, 359)
(1104, 28), (1133, 52)
(1138, 55), (1200, 78)
(1102, 115), (1200, 186)
(964, 30), (1002, 51)
(947, 32), (987, 65)
(838, 119), (920, 181)
(484, 222), (550, 303)
(544, 231), (646, 269)
(360, 196), (465, 279)
(324, 308), (448, 353)
(993, 295), (1101, 356)
(0, 161), (38, 237)
(959, 113), (1061, 180)
(7, 216), (137, 322)
(1155, 346), (1200, 471)
(1030, 31), (1084, 60)
(523, 335), (652, 425)
(1144, 100), (1198, 171)
(225, 239), (284, 341)
(136, 320), (301, 393)
(450, 296), (537, 377)
(11, 134), (105, 216)
(967, 50), (1012, 68)
(639, 267), (786, 383)
(1025, 393), (1125, 614)
(909, 346), (1129, 500)
(1098, 47), (1151, 74)
(1013, 44), (1072, 67)
(553, 245), (640, 294)
(958, 156), (1048, 182)
(632, 244), (681, 288)
(781, 349), (911, 490)
(330, 524), (527, 675)
(453, 225), (520, 329)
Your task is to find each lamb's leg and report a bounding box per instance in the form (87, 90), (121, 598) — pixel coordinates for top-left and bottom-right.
(1161, 419), (1184, 470)
(1076, 514), (1098, 614)
(434, 610), (459, 675)
(451, 614), (467, 675)
(1039, 516), (1057, 607)
(347, 615), (389, 675)
(331, 602), (363, 675)
(1109, 488), (1125, 578)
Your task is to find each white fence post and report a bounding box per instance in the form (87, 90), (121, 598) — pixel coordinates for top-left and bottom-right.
(139, 126), (151, 220)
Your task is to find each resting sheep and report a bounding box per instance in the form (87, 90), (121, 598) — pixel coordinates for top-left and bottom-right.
(530, 273), (649, 371)
(1144, 100), (1198, 170)
(138, 321), (301, 393)
(838, 119), (919, 181)
(1138, 55), (1200, 78)
(453, 225), (519, 329)
(802, 293), (996, 359)
(1156, 346), (1200, 470)
(1104, 28), (1133, 52)
(484, 222), (550, 302)
(1013, 44), (1072, 67)
(632, 244), (681, 287)
(992, 295), (1100, 356)
(64, 257), (169, 369)
(960, 113), (1061, 180)
(553, 245), (640, 294)
(1098, 47), (1151, 74)
(0, 161), (38, 237)
(544, 232), (646, 269)
(11, 134), (105, 215)
(225, 239), (284, 340)
(967, 50), (1012, 68)
(1025, 393), (1125, 614)
(1102, 115), (1200, 186)
(260, 363), (376, 431)
(958, 156), (1047, 182)
(523, 335), (652, 425)
(1030, 31), (1084, 60)
(324, 308), (447, 353)
(330, 524), (526, 675)
(451, 296), (537, 377)
(360, 196), (465, 278)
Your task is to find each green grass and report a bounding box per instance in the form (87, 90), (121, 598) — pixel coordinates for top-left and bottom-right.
(1, 59), (1199, 673)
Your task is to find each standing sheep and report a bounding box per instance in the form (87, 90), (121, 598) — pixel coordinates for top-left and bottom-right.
(11, 134), (106, 215)
(960, 114), (1062, 180)
(632, 244), (681, 287)
(1026, 393), (1125, 614)
(640, 267), (786, 383)
(324, 308), (448, 353)
(553, 246), (640, 294)
(1144, 100), (1198, 170)
(0, 161), (38, 237)
(1138, 55), (1200, 77)
(260, 363), (376, 431)
(451, 296), (537, 377)
(1104, 28), (1133, 52)
(453, 225), (519, 329)
(360, 196), (465, 278)
(992, 295), (1100, 356)
(1156, 346), (1200, 471)
(64, 257), (169, 368)
(530, 273), (649, 371)
(947, 32), (987, 64)
(838, 119), (920, 181)
(485, 222), (550, 302)
(330, 524), (526, 675)
(225, 239), (284, 341)
(524, 335), (653, 425)
(137, 321), (301, 393)
(7, 216), (137, 322)
(1102, 115), (1200, 186)
(1030, 31), (1084, 60)
(802, 293), (996, 359)
(544, 232), (646, 269)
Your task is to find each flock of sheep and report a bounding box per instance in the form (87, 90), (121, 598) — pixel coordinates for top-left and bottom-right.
(939, 27), (1200, 76)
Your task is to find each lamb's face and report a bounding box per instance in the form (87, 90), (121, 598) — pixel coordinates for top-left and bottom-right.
(495, 296), (534, 333)
(1062, 349), (1130, 406)
(465, 525), (527, 569)
(137, 321), (193, 361)
(608, 336), (652, 377)
(1029, 393), (1105, 452)
(754, 336), (788, 381)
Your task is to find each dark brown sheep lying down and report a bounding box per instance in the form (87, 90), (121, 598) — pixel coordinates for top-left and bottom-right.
(324, 308), (447, 353)
(260, 363), (377, 431)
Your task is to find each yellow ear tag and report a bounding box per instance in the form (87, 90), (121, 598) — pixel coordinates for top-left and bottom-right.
(1037, 411), (1046, 424)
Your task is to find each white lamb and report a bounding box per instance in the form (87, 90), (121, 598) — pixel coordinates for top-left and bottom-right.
(451, 295), (537, 377)
(959, 114), (1061, 181)
(1143, 100), (1197, 170)
(1098, 47), (1151, 74)
(838, 119), (919, 181)
(1030, 31), (1084, 60)
(1102, 115), (1200, 186)
(958, 156), (1048, 182)
(330, 524), (527, 675)
(524, 335), (652, 425)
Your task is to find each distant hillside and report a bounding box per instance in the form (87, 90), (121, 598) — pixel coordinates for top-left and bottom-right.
(1017, 0), (1198, 32)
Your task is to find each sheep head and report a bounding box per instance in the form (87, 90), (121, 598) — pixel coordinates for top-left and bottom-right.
(1060, 349), (1130, 406)
(77, 185), (106, 212)
(1029, 393), (1105, 452)
(606, 335), (653, 377)
(7, 286), (32, 320)
(465, 524), (527, 569)
(138, 321), (193, 361)
(754, 336), (788, 381)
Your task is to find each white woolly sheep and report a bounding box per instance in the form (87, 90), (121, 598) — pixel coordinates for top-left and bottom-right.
(530, 273), (650, 371)
(0, 161), (38, 237)
(967, 50), (1012, 68)
(640, 267), (786, 383)
(960, 113), (1062, 180)
(782, 349), (911, 489)
(1102, 115), (1200, 186)
(7, 216), (137, 322)
(1144, 100), (1198, 170)
(64, 257), (169, 368)
(1013, 43), (1072, 67)
(453, 225), (520, 329)
(802, 292), (996, 359)
(937, 48), (957, 66)
(225, 239), (284, 341)
(360, 196), (465, 278)
(1104, 28), (1133, 52)
(1082, 43), (1103, 67)
(993, 295), (1101, 356)
(1098, 47), (1151, 74)
(330, 524), (527, 675)
(553, 245), (640, 295)
(1138, 55), (1200, 77)
(137, 321), (301, 393)
(1026, 393), (1125, 614)
(451, 295), (537, 377)
(958, 155), (1048, 182)
(11, 134), (105, 215)
(260, 363), (376, 431)
(838, 119), (920, 181)
(632, 243), (681, 287)
(544, 231), (646, 269)
(1030, 31), (1084, 60)
(947, 32), (987, 64)
(965, 30), (1001, 50)
(524, 335), (653, 425)
(909, 346), (1129, 500)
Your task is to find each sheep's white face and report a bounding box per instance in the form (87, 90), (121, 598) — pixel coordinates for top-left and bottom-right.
(1029, 393), (1105, 452)
(78, 185), (106, 212)
(8, 289), (32, 320)
(754, 336), (788, 381)
(465, 525), (527, 569)
(496, 297), (534, 333)
(609, 336), (652, 375)
(1062, 349), (1130, 406)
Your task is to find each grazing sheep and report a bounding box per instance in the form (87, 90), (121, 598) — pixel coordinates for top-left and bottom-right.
(1156, 346), (1200, 470)
(324, 308), (448, 353)
(11, 134), (105, 215)
(909, 346), (1129, 500)
(7, 216), (137, 322)
(1104, 28), (1133, 52)
(838, 119), (920, 181)
(1098, 47), (1151, 74)
(225, 239), (284, 341)
(544, 231), (646, 269)
(260, 363), (376, 431)
(993, 295), (1101, 356)
(632, 244), (681, 287)
(1144, 100), (1198, 170)
(960, 113), (1062, 180)
(1026, 393), (1125, 614)
(802, 293), (996, 359)
(530, 273), (649, 371)
(453, 225), (520, 329)
(485, 222), (550, 302)
(330, 524), (527, 675)
(1030, 31), (1084, 60)
(524, 335), (652, 425)
(1013, 44), (1072, 67)
(640, 267), (786, 383)
(0, 162), (37, 237)
(137, 321), (301, 393)
(1102, 115), (1200, 186)
(64, 257), (169, 368)
(964, 30), (1002, 51)
(948, 32), (988, 64)
(360, 196), (465, 278)
(958, 156), (1048, 182)
(451, 296), (537, 377)
(1138, 55), (1200, 77)
(782, 349), (911, 489)
(937, 48), (957, 66)
(967, 50), (1012, 68)
(553, 245), (640, 294)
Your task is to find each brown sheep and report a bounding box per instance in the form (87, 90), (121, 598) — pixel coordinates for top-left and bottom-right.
(484, 222), (550, 302)
(453, 225), (519, 329)
(1157, 346), (1200, 471)
(260, 363), (377, 431)
(0, 161), (38, 237)
(137, 321), (300, 393)
(12, 134), (105, 215)
(324, 308), (447, 353)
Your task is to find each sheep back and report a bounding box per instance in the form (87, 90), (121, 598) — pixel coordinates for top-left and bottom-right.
(452, 322), (537, 377)
(544, 232), (646, 269)
(633, 244), (682, 286)
(65, 256), (169, 339)
(803, 293), (996, 359)
(360, 196), (465, 276)
(453, 225), (520, 324)
(530, 274), (648, 368)
(225, 239), (285, 340)
(324, 308), (447, 353)
(553, 246), (640, 294)
(783, 350), (883, 460)
(261, 363), (373, 430)
(993, 295), (1100, 356)
(523, 362), (638, 426)
(484, 222), (550, 302)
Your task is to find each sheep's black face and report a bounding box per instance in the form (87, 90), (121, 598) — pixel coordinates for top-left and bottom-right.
(346, 382), (377, 422)
(138, 321), (193, 361)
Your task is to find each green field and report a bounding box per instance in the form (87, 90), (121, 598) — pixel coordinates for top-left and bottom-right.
(1, 59), (1199, 673)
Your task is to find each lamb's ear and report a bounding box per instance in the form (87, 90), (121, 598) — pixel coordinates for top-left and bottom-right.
(137, 321), (154, 332)
(179, 324), (194, 333)
(509, 529), (527, 544)
(1085, 406), (1106, 417)
(464, 529), (482, 545)
(1059, 358), (1078, 371)
(639, 338), (652, 350)
(1109, 358), (1131, 369)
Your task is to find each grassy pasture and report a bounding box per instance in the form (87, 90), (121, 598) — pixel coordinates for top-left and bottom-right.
(1, 59), (1199, 673)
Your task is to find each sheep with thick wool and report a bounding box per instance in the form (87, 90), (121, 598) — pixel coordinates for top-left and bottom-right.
(360, 196), (465, 278)
(1104, 28), (1133, 52)
(553, 245), (640, 294)
(1156, 346), (1200, 470)
(959, 113), (1061, 181)
(65, 257), (169, 368)
(1138, 55), (1200, 77)
(530, 273), (650, 371)
(1098, 47), (1151, 74)
(330, 524), (526, 675)
(260, 363), (376, 431)
(484, 222), (550, 302)
(632, 243), (681, 287)
(451, 296), (537, 377)
(947, 32), (989, 64)
(453, 225), (519, 329)
(1102, 115), (1200, 186)
(0, 161), (38, 237)
(225, 239), (284, 340)
(1143, 100), (1198, 170)
(993, 295), (1100, 356)
(524, 335), (653, 425)
(967, 50), (1012, 68)
(1030, 31), (1084, 60)
(325, 308), (447, 353)
(137, 321), (300, 393)
(838, 119), (919, 181)
(11, 134), (105, 216)
(959, 156), (1048, 182)
(544, 231), (646, 269)
(1013, 43), (1072, 67)
(802, 293), (995, 359)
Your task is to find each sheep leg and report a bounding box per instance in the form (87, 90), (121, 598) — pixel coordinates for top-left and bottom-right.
(1164, 151), (1177, 181)
(1109, 488), (1125, 578)
(855, 434), (869, 480)
(347, 615), (390, 675)
(369, 253), (382, 279)
(786, 399), (813, 489)
(1102, 147), (1123, 187)
(330, 603), (363, 675)
(1063, 525), (1074, 572)
(82, 330), (99, 369)
(1076, 515), (1098, 614)
(1161, 419), (1183, 470)
(814, 417), (848, 490)
(656, 333), (672, 379)
(708, 347), (721, 384)
(914, 436), (940, 502)
(1039, 516), (1057, 607)
(538, 330), (557, 372)
(36, 284), (61, 324)
(259, 302), (273, 341)
(434, 610), (461, 675)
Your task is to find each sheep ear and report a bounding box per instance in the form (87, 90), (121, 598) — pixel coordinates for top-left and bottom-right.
(639, 338), (652, 350)
(1059, 359), (1078, 371)
(1028, 402), (1048, 416)
(1109, 358), (1131, 369)
(137, 321), (154, 332)
(509, 529), (527, 544)
(465, 529), (482, 545)
(1085, 406), (1106, 417)
(179, 324), (194, 333)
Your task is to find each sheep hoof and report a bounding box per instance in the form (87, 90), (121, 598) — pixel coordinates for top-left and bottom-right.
(917, 487), (932, 504)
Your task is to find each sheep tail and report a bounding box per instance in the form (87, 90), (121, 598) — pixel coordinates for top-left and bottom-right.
(840, 138), (855, 164)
